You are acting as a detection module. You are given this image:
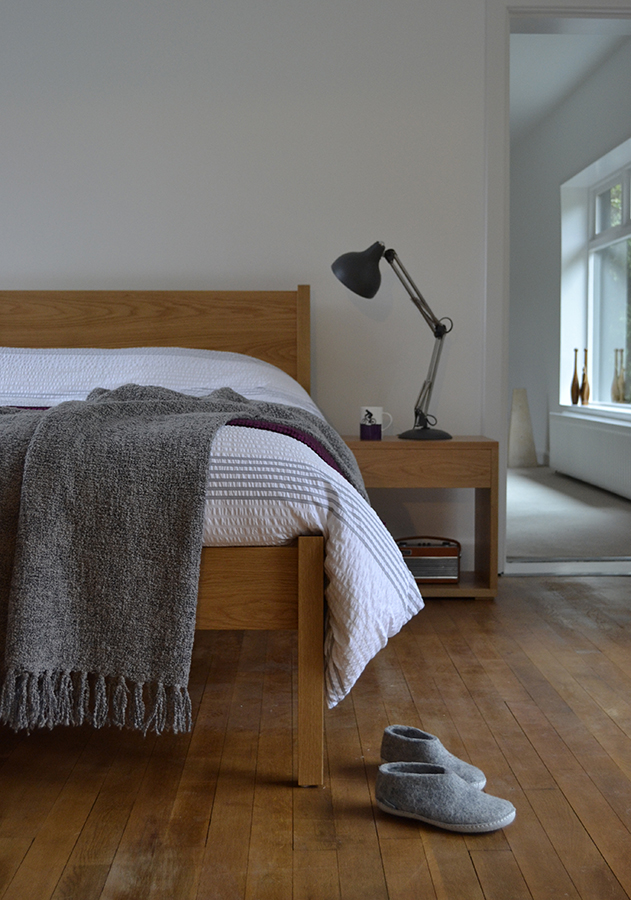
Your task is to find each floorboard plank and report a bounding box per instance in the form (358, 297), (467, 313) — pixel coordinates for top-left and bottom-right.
(469, 848), (532, 900)
(194, 632), (266, 900)
(526, 788), (627, 900)
(140, 632), (242, 900)
(2, 729), (118, 900)
(293, 849), (341, 900)
(421, 830), (485, 900)
(378, 836), (437, 900)
(51, 730), (154, 900)
(326, 698), (389, 900)
(245, 633), (294, 900)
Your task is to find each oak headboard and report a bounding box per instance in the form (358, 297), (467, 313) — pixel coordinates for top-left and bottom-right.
(0, 286), (311, 392)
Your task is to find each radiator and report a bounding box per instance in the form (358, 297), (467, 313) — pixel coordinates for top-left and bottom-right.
(549, 412), (631, 501)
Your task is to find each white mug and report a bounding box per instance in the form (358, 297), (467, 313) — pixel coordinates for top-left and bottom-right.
(359, 406), (393, 440)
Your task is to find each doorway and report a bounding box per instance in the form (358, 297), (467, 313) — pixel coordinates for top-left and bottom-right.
(505, 12), (631, 575)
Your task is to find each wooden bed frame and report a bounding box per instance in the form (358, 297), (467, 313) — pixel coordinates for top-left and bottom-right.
(0, 286), (324, 787)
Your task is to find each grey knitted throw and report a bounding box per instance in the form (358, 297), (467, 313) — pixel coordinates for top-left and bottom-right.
(0, 384), (365, 735)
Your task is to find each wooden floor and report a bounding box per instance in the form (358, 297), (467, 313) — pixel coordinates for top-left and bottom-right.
(2, 575), (631, 899)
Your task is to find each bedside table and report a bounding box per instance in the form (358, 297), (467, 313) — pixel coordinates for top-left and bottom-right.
(344, 436), (499, 599)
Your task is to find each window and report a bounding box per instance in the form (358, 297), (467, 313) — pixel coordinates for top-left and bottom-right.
(560, 141), (631, 412)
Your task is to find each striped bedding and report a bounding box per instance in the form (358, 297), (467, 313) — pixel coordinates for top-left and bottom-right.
(203, 425), (423, 707)
(0, 346), (424, 707)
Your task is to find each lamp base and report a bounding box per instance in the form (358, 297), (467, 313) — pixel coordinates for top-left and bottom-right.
(398, 426), (452, 441)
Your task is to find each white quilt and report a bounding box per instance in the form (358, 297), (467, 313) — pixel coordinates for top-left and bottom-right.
(0, 346), (424, 707)
(0, 345), (322, 416)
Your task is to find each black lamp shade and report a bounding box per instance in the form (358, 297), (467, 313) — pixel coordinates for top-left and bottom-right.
(331, 241), (385, 298)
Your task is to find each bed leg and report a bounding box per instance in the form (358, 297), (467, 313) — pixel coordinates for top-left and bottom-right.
(297, 535), (324, 787)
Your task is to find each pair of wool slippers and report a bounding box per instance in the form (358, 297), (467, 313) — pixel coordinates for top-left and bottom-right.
(376, 725), (516, 833)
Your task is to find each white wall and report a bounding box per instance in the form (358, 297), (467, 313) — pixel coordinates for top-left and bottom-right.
(509, 37), (631, 462)
(1, 0), (493, 563)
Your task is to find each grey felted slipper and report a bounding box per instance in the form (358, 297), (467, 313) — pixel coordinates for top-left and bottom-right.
(375, 762), (516, 833)
(381, 725), (486, 789)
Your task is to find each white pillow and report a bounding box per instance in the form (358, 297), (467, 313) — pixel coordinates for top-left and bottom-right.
(0, 346), (322, 417)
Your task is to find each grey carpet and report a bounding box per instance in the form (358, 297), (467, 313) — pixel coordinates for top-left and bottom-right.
(506, 466), (631, 560)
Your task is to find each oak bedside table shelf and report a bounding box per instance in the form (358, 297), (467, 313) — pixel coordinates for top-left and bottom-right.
(344, 435), (499, 600)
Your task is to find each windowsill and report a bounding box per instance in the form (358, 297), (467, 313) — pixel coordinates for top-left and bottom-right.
(557, 403), (631, 426)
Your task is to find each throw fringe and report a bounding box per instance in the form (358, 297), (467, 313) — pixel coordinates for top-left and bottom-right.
(93, 674), (108, 728)
(131, 681), (145, 730)
(0, 669), (192, 735)
(75, 671), (90, 725)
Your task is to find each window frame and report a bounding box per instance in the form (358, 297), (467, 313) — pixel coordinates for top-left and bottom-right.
(560, 140), (631, 417)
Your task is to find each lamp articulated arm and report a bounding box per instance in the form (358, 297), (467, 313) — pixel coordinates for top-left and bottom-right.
(382, 248), (452, 436)
(383, 248), (446, 337)
(411, 331), (446, 430)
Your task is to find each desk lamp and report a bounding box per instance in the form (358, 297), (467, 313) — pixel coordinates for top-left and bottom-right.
(332, 241), (453, 440)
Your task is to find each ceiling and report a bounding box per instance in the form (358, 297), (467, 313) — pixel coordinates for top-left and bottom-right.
(510, 17), (631, 142)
